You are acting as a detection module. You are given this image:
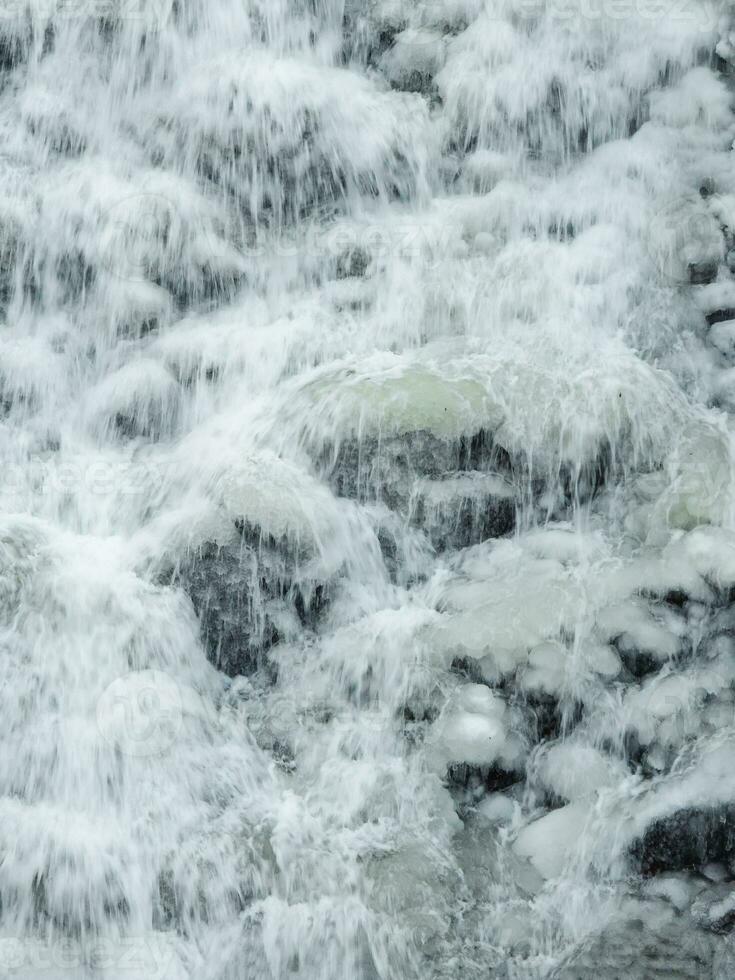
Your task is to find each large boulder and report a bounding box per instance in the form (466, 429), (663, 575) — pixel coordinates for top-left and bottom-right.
(633, 806), (735, 876)
(174, 532), (326, 679)
(156, 448), (347, 678)
(151, 50), (432, 227)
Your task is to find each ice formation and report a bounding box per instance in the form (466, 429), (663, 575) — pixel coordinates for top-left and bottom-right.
(1, 0), (735, 977)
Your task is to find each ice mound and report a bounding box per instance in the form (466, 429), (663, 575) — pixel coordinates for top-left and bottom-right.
(428, 536), (586, 678)
(431, 683), (523, 771)
(290, 352), (499, 446)
(514, 802), (591, 880)
(534, 741), (629, 803)
(286, 336), (686, 513)
(654, 419), (734, 532)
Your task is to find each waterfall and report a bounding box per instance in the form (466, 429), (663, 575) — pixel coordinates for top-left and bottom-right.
(1, 0), (735, 976)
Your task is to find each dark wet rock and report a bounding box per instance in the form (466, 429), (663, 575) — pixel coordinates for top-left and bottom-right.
(520, 690), (582, 744)
(155, 259), (246, 311)
(450, 656), (488, 686)
(401, 699), (439, 728)
(325, 430), (459, 505)
(341, 2), (466, 78)
(383, 65), (437, 95)
(92, 371), (181, 443)
(558, 441), (616, 506)
(689, 261), (719, 285)
(175, 541), (278, 678)
(370, 515), (431, 587)
(615, 643), (666, 680)
(0, 18), (33, 74)
(323, 428), (516, 551)
(446, 761), (520, 797)
(0, 233), (18, 314)
(336, 245), (371, 280)
(25, 867), (130, 937)
(525, 694), (564, 742)
(633, 806), (735, 876)
(662, 589), (691, 609)
(111, 409), (172, 442)
(56, 249), (97, 303)
(706, 308), (735, 327)
(172, 535), (326, 679)
(158, 53), (428, 236)
(410, 473), (515, 551)
(153, 869), (177, 930)
(341, 2), (405, 66)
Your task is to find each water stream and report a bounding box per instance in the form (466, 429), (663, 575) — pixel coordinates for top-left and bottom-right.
(1, 0), (735, 977)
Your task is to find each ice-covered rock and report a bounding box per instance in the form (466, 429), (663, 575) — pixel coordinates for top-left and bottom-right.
(534, 742), (629, 803)
(85, 359), (181, 441)
(153, 50), (433, 226)
(378, 29), (446, 92)
(595, 598), (682, 677)
(156, 449), (353, 676)
(710, 319), (735, 354)
(513, 802), (590, 880)
(433, 684), (514, 764)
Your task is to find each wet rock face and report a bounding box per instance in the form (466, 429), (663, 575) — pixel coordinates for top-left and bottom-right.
(324, 428), (516, 551)
(615, 645), (666, 680)
(410, 475), (515, 551)
(325, 430), (468, 505)
(0, 19), (33, 74)
(173, 537), (326, 679)
(633, 807), (735, 876)
(175, 541), (272, 678)
(446, 761), (520, 798)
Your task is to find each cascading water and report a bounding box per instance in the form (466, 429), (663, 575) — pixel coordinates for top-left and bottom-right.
(1, 0), (735, 977)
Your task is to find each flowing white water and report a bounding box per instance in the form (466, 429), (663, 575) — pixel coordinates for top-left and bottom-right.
(1, 0), (735, 977)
